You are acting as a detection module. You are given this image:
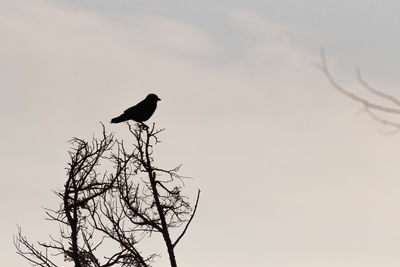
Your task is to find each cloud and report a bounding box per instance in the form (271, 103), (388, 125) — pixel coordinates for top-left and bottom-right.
(0, 0), (221, 127)
(226, 7), (291, 37)
(224, 8), (313, 68)
(121, 14), (218, 58)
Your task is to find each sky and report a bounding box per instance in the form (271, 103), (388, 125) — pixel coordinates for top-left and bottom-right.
(3, 0), (400, 266)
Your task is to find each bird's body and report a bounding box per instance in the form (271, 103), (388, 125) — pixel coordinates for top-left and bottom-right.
(111, 94), (161, 123)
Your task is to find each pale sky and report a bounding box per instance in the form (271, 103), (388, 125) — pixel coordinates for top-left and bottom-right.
(3, 0), (400, 266)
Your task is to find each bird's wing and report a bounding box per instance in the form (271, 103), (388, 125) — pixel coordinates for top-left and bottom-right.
(123, 105), (134, 114)
(124, 99), (147, 115)
(123, 103), (140, 115)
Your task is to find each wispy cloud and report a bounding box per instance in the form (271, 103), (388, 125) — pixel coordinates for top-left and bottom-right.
(224, 8), (313, 69)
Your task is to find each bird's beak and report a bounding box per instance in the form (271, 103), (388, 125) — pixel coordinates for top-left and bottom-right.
(157, 97), (161, 101)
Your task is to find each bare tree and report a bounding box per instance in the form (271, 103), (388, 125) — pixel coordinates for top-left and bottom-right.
(15, 123), (200, 267)
(317, 49), (400, 132)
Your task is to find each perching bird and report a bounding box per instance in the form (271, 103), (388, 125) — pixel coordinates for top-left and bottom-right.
(111, 94), (161, 123)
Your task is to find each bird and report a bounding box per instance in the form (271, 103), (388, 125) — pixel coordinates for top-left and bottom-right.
(111, 94), (161, 124)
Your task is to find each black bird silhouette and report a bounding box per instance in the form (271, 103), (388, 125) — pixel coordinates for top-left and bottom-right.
(111, 94), (161, 124)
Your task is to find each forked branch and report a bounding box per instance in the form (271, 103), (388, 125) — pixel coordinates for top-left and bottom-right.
(317, 49), (400, 130)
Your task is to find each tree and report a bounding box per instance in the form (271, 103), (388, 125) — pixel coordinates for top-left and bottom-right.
(14, 123), (200, 267)
(317, 49), (400, 131)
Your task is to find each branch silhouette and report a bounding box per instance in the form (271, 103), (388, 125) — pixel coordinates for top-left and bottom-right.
(316, 49), (400, 131)
(15, 123), (200, 267)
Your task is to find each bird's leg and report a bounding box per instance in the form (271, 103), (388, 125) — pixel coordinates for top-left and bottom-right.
(138, 122), (149, 130)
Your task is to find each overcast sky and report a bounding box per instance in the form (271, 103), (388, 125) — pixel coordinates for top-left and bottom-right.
(3, 0), (400, 266)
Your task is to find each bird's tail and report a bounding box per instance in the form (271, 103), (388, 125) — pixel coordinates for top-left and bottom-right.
(110, 114), (127, 123)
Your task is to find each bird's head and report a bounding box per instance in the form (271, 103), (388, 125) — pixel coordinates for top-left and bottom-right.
(147, 93), (161, 102)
